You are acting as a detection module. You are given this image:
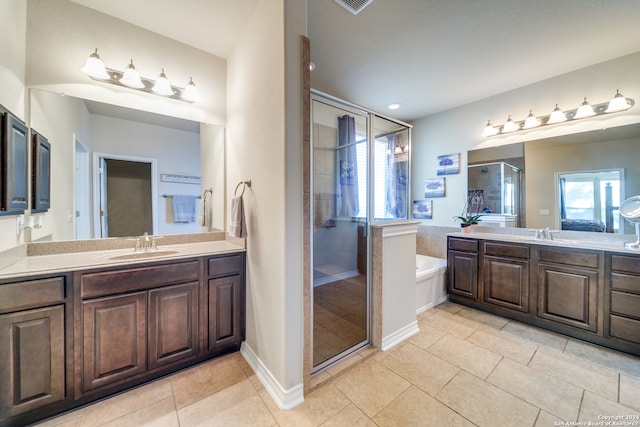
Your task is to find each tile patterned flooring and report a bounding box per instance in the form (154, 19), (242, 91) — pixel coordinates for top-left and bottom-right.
(36, 302), (640, 426)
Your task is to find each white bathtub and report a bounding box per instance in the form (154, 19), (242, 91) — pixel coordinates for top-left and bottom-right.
(416, 254), (447, 314)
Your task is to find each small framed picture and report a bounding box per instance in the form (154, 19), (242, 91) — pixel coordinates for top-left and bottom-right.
(413, 200), (432, 219)
(425, 177), (445, 198)
(437, 153), (460, 176)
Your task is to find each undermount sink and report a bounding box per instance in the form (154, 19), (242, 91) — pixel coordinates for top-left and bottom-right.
(109, 250), (179, 261)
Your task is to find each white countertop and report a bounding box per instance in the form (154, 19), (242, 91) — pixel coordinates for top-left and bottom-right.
(448, 231), (640, 255)
(0, 240), (245, 280)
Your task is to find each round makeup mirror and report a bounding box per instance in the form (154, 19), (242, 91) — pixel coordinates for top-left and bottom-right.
(620, 195), (640, 249)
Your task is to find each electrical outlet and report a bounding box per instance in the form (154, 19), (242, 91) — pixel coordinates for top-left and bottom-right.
(540, 209), (550, 215)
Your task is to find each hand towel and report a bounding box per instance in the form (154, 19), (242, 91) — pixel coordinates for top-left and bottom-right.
(229, 195), (247, 238)
(172, 195), (197, 223)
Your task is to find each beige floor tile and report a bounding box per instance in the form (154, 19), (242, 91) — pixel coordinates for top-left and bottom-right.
(373, 385), (475, 427)
(488, 358), (583, 421)
(433, 301), (465, 314)
(564, 339), (640, 378)
(100, 396), (179, 427)
(534, 410), (563, 427)
(423, 312), (478, 339)
(178, 379), (275, 427)
(500, 321), (568, 351)
(319, 404), (376, 427)
(529, 347), (619, 401)
(620, 375), (640, 412)
(379, 341), (460, 396)
(78, 379), (174, 427)
(34, 409), (86, 427)
(428, 334), (502, 379)
(578, 391), (640, 423)
(332, 358), (410, 417)
(170, 353), (247, 409)
(407, 323), (446, 349)
(466, 328), (538, 365)
(437, 370), (539, 427)
(261, 383), (350, 427)
(454, 307), (510, 331)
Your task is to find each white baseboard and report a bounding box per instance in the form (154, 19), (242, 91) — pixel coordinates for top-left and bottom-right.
(416, 302), (434, 315)
(240, 342), (304, 410)
(313, 269), (360, 287)
(381, 320), (419, 351)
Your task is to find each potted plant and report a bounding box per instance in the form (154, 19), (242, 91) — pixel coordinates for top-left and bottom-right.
(454, 214), (483, 232)
(454, 190), (483, 232)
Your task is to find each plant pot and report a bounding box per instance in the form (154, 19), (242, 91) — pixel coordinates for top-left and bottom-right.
(461, 224), (473, 233)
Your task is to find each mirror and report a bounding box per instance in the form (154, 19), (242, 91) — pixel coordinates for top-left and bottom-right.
(27, 89), (225, 242)
(468, 122), (640, 234)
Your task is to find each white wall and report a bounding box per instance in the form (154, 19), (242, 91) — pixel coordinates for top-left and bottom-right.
(227, 0), (306, 407)
(26, 0), (226, 126)
(0, 0), (26, 250)
(200, 124), (226, 231)
(411, 52), (640, 228)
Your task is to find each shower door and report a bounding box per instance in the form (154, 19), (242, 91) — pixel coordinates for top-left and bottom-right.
(311, 96), (369, 371)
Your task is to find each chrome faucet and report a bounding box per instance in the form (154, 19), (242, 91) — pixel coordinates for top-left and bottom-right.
(132, 232), (159, 252)
(533, 227), (557, 240)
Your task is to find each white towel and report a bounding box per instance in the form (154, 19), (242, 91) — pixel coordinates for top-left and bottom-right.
(229, 195), (247, 238)
(172, 195), (197, 223)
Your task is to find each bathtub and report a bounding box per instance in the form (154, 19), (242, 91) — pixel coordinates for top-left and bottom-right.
(416, 254), (447, 314)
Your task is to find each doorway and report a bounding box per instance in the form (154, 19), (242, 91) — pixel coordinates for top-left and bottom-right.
(93, 153), (158, 238)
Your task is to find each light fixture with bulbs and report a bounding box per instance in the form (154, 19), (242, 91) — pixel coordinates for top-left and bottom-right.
(482, 90), (634, 137)
(81, 49), (200, 103)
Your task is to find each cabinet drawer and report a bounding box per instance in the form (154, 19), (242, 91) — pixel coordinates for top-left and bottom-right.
(208, 255), (243, 278)
(0, 277), (65, 312)
(538, 247), (600, 268)
(448, 238), (478, 253)
(81, 260), (200, 298)
(609, 314), (640, 344)
(611, 254), (640, 275)
(485, 242), (529, 259)
(610, 272), (640, 293)
(611, 291), (640, 320)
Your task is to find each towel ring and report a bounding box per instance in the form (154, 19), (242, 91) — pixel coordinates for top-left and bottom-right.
(234, 180), (251, 197)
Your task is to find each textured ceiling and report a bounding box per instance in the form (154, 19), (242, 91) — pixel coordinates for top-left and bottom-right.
(71, 0), (640, 122)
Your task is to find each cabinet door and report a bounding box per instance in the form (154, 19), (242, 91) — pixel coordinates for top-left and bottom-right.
(484, 256), (529, 312)
(537, 263), (598, 332)
(148, 282), (199, 370)
(448, 250), (478, 299)
(82, 292), (146, 392)
(0, 306), (65, 417)
(1, 112), (28, 213)
(31, 130), (51, 213)
(208, 275), (243, 351)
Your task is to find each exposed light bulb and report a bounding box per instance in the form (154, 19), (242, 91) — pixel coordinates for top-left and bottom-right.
(81, 48), (110, 80)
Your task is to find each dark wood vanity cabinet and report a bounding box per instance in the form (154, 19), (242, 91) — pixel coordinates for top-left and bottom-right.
(447, 237), (478, 300)
(206, 254), (246, 352)
(448, 236), (640, 357)
(607, 254), (640, 346)
(537, 247), (601, 333)
(77, 259), (201, 395)
(0, 275), (71, 423)
(483, 241), (530, 313)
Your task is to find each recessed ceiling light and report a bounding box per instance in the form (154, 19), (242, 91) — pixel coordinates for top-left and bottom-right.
(388, 103), (401, 110)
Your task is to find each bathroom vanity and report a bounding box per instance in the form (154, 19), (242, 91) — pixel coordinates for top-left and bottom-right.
(447, 232), (640, 357)
(0, 241), (245, 426)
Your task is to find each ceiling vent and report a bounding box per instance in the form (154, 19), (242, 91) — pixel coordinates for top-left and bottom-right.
(334, 0), (374, 15)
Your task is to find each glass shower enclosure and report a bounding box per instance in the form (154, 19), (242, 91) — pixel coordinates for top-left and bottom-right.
(311, 91), (410, 372)
(467, 161), (521, 227)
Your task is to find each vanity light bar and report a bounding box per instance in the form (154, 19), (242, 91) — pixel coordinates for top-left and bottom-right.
(482, 91), (634, 137)
(81, 49), (200, 103)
